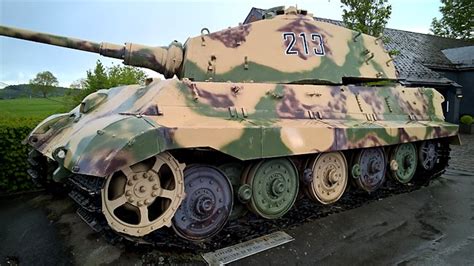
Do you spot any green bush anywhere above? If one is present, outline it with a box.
[460,115,473,125]
[0,116,43,193]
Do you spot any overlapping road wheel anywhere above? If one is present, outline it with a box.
[218,163,248,220]
[306,152,348,204]
[244,158,299,219]
[172,165,233,241]
[389,143,417,183]
[352,147,387,193]
[418,140,438,171]
[101,152,185,237]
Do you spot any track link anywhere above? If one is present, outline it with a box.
[76,207,104,232]
[68,174,103,196]
[69,190,101,213]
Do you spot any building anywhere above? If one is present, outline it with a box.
[244,8,474,123]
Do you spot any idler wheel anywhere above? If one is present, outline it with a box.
[352,147,387,193]
[172,165,233,241]
[218,163,248,220]
[306,152,348,204]
[243,158,299,219]
[101,152,185,237]
[418,140,438,171]
[389,143,417,183]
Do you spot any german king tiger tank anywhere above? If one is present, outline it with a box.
[0,6,459,244]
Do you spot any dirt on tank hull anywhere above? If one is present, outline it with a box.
[1,5,459,246]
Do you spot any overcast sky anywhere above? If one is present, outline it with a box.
[0,0,442,87]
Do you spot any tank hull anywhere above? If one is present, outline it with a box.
[27,79,459,177]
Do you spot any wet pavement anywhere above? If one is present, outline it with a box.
[0,134,473,265]
[449,134,474,172]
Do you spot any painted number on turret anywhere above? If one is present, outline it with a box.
[283,32,325,56]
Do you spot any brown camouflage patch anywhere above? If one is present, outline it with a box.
[199,89,235,108]
[277,87,306,118]
[208,24,252,48]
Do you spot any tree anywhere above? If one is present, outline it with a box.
[83,60,109,93]
[70,78,86,90]
[107,64,147,88]
[68,60,147,106]
[340,0,392,37]
[29,71,58,98]
[430,0,473,39]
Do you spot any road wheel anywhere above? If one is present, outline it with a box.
[306,152,348,204]
[101,152,185,237]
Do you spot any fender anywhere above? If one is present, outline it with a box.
[63,115,163,177]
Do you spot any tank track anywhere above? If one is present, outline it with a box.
[57,141,451,253]
[27,149,67,194]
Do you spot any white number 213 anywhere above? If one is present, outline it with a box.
[283,32,325,56]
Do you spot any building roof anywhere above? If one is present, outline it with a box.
[442,46,474,68]
[244,7,474,86]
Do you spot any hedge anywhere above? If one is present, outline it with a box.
[0,116,43,193]
[460,115,473,125]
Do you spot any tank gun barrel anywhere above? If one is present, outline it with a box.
[0,25,183,78]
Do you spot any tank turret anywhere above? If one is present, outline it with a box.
[1,6,397,83]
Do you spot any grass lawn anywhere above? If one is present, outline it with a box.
[0,97,67,118]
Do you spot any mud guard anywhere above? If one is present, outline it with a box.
[69,116,164,177]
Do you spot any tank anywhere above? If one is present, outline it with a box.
[0,6,459,245]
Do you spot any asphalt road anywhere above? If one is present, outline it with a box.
[1,135,473,265]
